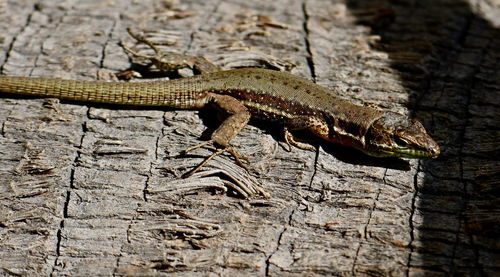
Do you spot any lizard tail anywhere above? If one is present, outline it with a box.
[0,76,196,107]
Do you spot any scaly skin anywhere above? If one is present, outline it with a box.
[0,68,440,159]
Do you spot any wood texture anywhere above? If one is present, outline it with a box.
[0,0,498,276]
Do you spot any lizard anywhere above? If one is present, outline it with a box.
[0,29,440,175]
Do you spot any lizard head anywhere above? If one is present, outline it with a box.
[360,112,440,159]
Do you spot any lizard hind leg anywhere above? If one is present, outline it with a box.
[125,27,162,54]
[123,28,220,74]
[121,28,193,72]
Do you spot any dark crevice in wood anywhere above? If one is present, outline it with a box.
[99,19,118,70]
[29,2,71,78]
[115,180,138,276]
[351,172,384,276]
[51,228,63,275]
[351,237,362,275]
[307,147,320,190]
[301,0,319,192]
[143,135,162,202]
[0,120,5,137]
[51,190,70,275]
[265,208,294,276]
[301,0,316,82]
[0,6,34,75]
[407,164,422,276]
[50,99,87,273]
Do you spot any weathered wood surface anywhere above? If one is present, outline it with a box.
[0,0,498,276]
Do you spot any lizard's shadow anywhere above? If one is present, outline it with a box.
[346,0,500,275]
[320,142,411,171]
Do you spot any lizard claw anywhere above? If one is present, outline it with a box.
[182,140,212,155]
[182,141,251,177]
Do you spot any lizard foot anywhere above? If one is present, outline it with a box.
[182,140,251,177]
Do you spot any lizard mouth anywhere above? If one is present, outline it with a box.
[358,145,440,159]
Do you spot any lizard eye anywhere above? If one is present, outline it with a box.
[393,136,408,148]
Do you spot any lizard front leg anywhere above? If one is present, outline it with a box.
[183,93,251,176]
[282,115,329,151]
